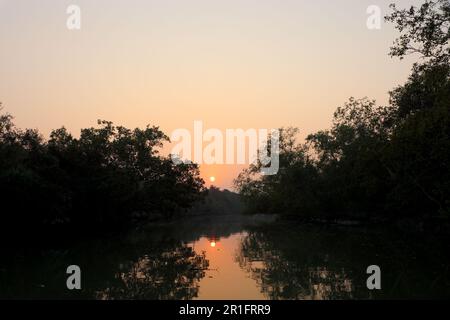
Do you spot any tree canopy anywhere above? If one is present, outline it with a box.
[0,107,206,237]
[235,0,450,221]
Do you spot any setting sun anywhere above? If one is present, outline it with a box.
[210,176,216,183]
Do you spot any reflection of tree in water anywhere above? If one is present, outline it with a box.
[237,230,356,300]
[95,244,209,300]
[238,222,450,300]
[0,236,210,299]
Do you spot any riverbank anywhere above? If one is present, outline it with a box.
[270,213,450,235]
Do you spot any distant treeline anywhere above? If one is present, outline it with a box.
[186,186,244,216]
[0,115,206,236]
[235,1,450,222]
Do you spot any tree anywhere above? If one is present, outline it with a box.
[384,0,450,217]
[0,107,206,237]
[235,0,450,220]
[385,0,449,65]
[306,98,394,217]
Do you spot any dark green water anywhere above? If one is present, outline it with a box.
[1,215,450,299]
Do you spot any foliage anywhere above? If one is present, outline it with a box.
[0,109,205,235]
[235,0,450,221]
[385,0,449,65]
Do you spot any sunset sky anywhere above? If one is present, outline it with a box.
[0,0,421,189]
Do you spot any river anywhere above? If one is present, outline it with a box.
[1,214,450,299]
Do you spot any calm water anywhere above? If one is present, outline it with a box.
[1,214,450,299]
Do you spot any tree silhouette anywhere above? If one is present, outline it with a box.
[235,0,450,220]
[0,110,206,238]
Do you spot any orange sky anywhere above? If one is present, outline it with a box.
[0,0,420,189]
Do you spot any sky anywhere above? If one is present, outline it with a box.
[0,0,422,189]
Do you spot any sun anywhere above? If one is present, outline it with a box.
[209,176,216,183]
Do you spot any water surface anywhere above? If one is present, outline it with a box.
[1,214,450,299]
